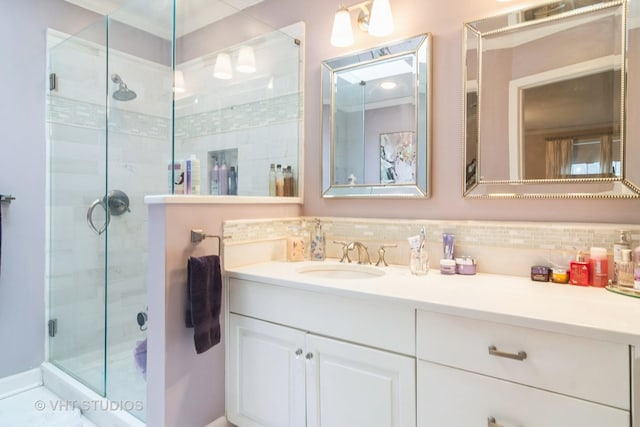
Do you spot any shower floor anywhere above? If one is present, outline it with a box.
[54,340,146,421]
[0,386,98,427]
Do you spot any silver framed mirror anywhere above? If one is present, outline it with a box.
[321,34,432,198]
[463,0,640,198]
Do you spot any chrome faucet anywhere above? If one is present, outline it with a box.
[348,241,372,265]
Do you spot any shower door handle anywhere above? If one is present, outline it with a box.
[87,198,110,235]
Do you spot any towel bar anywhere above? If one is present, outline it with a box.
[191,229,221,255]
[0,194,15,203]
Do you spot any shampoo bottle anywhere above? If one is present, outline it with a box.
[218,162,228,195]
[229,166,238,195]
[210,161,219,195]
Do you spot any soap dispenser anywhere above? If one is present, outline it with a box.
[310,219,325,261]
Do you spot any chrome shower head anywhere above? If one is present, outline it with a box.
[111,73,137,101]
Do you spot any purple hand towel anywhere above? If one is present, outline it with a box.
[186,255,222,354]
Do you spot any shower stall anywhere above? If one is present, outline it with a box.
[46,1,174,421]
[45,0,303,423]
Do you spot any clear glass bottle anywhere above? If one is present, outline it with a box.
[616,249,634,287]
[612,230,630,284]
[268,163,276,196]
[275,164,284,196]
[310,219,325,261]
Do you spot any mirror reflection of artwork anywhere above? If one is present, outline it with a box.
[380,131,416,184]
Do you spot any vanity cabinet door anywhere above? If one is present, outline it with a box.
[227,314,306,427]
[305,334,416,427]
[417,361,630,427]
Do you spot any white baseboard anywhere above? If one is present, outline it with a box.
[205,416,235,427]
[0,368,43,399]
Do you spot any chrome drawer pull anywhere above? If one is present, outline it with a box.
[488,345,527,361]
[487,416,504,427]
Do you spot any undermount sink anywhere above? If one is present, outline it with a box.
[296,263,385,280]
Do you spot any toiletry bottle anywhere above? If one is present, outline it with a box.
[310,219,325,261]
[210,161,219,195]
[268,163,276,196]
[284,166,293,197]
[287,227,305,262]
[617,249,634,287]
[218,162,228,195]
[276,164,284,196]
[229,166,238,195]
[589,247,608,287]
[612,231,630,284]
[168,161,184,194]
[185,155,201,195]
[569,251,590,286]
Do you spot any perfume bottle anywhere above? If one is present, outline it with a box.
[616,249,634,287]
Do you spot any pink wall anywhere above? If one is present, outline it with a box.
[146,200,300,427]
[241,0,640,224]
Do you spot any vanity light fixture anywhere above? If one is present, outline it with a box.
[330,0,394,47]
[236,45,256,73]
[213,52,233,80]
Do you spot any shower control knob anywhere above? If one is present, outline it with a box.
[137,311,148,330]
[305,352,314,360]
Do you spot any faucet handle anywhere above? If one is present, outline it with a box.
[375,244,397,267]
[333,241,351,263]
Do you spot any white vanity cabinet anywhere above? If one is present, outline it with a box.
[415,310,632,427]
[226,278,417,427]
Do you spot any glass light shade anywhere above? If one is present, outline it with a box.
[237,45,256,73]
[174,70,185,93]
[331,8,354,47]
[368,0,394,37]
[213,53,233,80]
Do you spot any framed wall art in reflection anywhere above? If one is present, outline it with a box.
[380,131,416,184]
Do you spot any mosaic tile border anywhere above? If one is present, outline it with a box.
[174,92,302,139]
[224,217,640,254]
[47,95,170,140]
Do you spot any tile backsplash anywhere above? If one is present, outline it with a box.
[223,217,640,277]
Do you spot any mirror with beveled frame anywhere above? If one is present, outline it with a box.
[463,0,640,198]
[321,34,431,198]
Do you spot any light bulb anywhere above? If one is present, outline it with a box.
[330,8,354,47]
[213,53,233,80]
[237,45,256,74]
[174,70,185,93]
[368,0,394,37]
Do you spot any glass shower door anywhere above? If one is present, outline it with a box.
[104,2,173,421]
[47,19,108,395]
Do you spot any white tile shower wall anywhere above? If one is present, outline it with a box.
[223,217,640,277]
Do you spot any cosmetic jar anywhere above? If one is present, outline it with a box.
[455,256,476,275]
[531,265,550,282]
[551,268,569,284]
[440,259,456,275]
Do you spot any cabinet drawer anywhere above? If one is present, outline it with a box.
[417,360,629,427]
[229,278,415,355]
[416,310,629,409]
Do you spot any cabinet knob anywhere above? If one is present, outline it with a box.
[305,352,314,360]
[487,417,505,427]
[488,345,527,361]
[295,348,303,357]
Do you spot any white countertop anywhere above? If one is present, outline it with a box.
[225,260,640,345]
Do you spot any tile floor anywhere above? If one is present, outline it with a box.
[0,386,98,427]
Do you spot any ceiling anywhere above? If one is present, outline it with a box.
[62,0,262,39]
